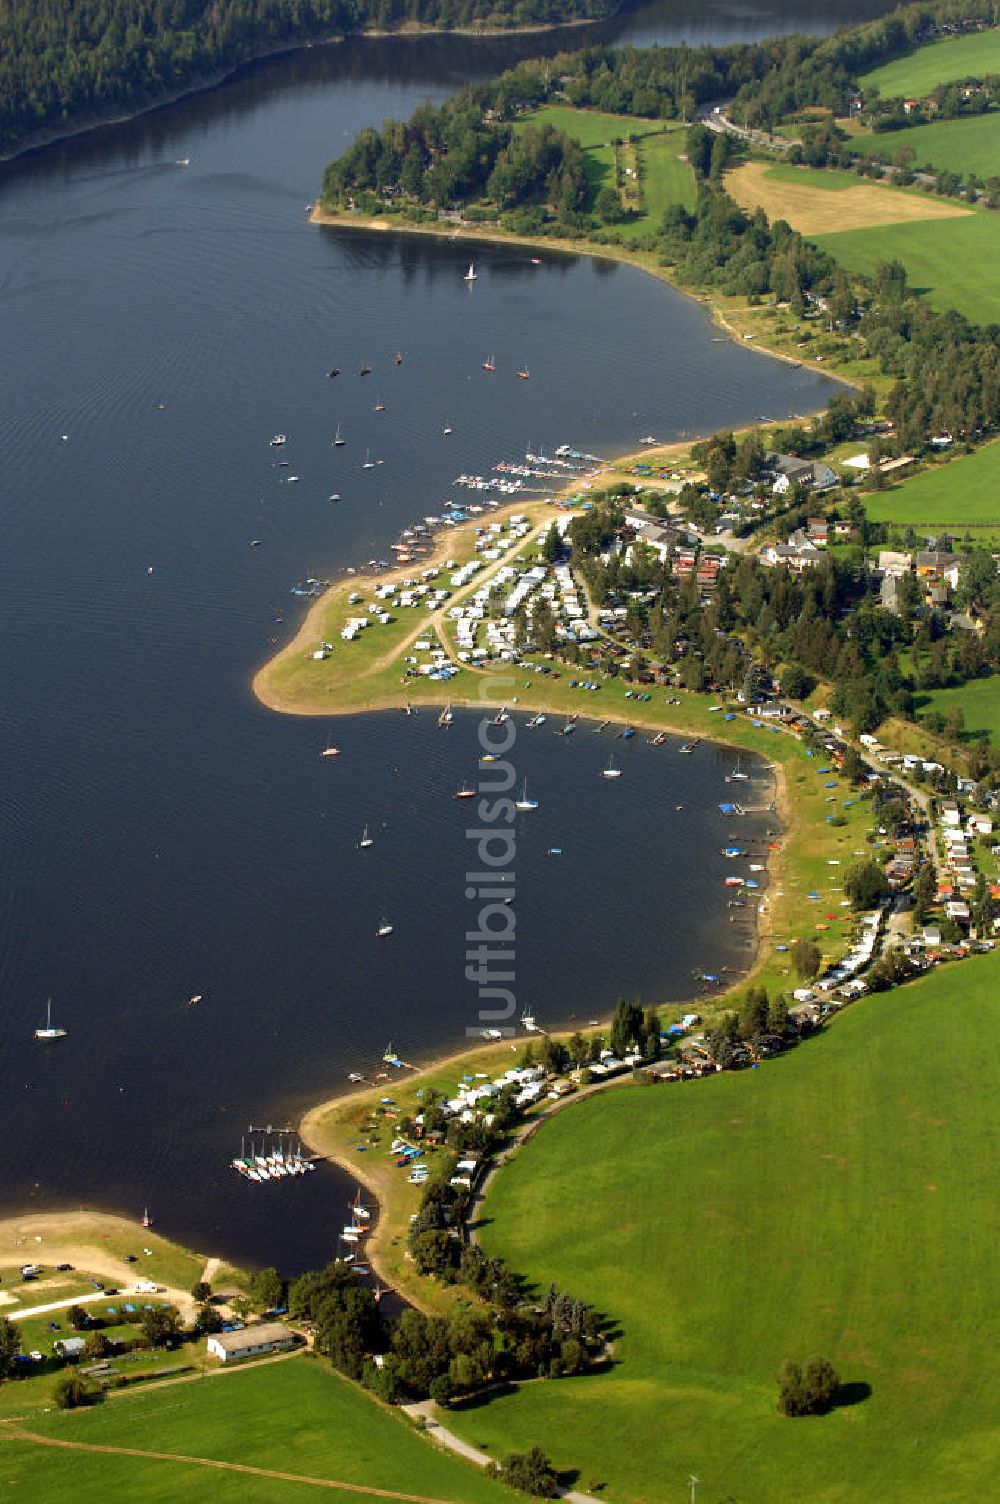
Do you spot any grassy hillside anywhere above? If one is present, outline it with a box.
[916,674,1000,742]
[854,111,1000,179]
[455,953,1000,1503]
[860,29,1000,96]
[862,437,1000,527]
[0,1353,513,1502]
[816,209,1000,324]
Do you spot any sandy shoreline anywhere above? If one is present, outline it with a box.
[297,729,786,1303]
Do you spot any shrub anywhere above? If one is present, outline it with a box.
[497,1445,559,1497]
[53,1372,101,1409]
[778,1355,840,1415]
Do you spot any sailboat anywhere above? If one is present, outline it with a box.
[141,1206,154,1229]
[359,824,374,849]
[373,395,385,412]
[442,423,452,436]
[34,998,66,1041]
[321,738,340,758]
[333,425,346,447]
[377,916,394,938]
[482,354,496,372]
[727,755,750,783]
[463,262,477,282]
[362,448,376,470]
[602,755,622,780]
[454,782,476,800]
[515,779,538,811]
[516,366,530,380]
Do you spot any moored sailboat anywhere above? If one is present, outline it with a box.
[34,998,66,1041]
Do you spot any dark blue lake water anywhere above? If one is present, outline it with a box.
[0,0,885,1273]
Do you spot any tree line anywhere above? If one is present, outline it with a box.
[0,0,611,154]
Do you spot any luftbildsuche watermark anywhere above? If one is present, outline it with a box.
[464,676,517,1037]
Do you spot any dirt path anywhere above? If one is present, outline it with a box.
[201,1256,222,1287]
[402,1401,601,1503]
[0,1424,485,1503]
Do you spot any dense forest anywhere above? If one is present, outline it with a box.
[0,0,611,154]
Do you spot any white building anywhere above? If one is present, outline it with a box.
[207,1323,297,1364]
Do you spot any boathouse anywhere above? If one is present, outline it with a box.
[207,1322,297,1363]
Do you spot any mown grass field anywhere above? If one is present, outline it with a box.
[917,673,1000,742]
[862,437,1000,526]
[519,105,694,231]
[726,160,969,233]
[0,1352,513,1503]
[854,109,1000,178]
[457,953,1000,1504]
[522,104,655,150]
[860,28,1000,97]
[816,208,1000,324]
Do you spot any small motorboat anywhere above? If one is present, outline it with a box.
[328,367,341,378]
[269,434,287,447]
[377,918,393,938]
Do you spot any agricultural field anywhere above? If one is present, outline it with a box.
[816,208,1000,324]
[861,438,1000,527]
[726,159,970,233]
[0,1352,513,1503]
[455,953,1000,1504]
[853,110,1000,179]
[859,28,1000,98]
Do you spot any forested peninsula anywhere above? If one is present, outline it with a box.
[320,2,1000,451]
[0,0,612,156]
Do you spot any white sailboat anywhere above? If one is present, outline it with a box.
[377,916,393,938]
[321,737,340,758]
[602,755,622,780]
[34,998,66,1041]
[333,425,345,447]
[362,448,376,470]
[727,755,750,783]
[463,262,477,282]
[515,778,538,811]
[359,824,374,849]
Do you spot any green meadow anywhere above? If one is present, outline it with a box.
[816,209,1000,324]
[455,954,1000,1504]
[862,438,1000,526]
[917,673,1000,742]
[855,110,1000,178]
[519,105,694,232]
[0,1354,513,1503]
[860,29,1000,97]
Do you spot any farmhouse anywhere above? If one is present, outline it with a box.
[207,1323,297,1363]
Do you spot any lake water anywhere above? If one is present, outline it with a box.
[0,0,885,1274]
